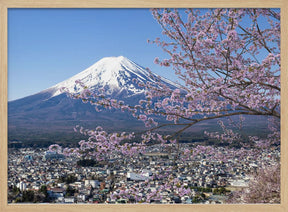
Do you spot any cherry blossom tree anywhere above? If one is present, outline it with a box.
[49,8,280,203]
[227,162,280,203]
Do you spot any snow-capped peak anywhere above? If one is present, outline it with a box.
[46,56,177,98]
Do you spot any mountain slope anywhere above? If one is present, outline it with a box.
[8,56,179,143]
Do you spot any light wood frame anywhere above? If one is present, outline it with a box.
[0,1,287,212]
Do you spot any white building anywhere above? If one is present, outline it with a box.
[229,179,249,187]
[84,180,99,188]
[127,172,150,181]
[17,181,26,191]
[64,197,75,203]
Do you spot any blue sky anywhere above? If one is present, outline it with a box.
[8,8,279,101]
[8,8,175,101]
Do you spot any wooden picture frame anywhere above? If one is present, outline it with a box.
[0,0,287,212]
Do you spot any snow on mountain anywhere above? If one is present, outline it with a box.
[45,56,178,99]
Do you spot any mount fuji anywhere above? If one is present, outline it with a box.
[45,55,178,99]
[8,56,179,144]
